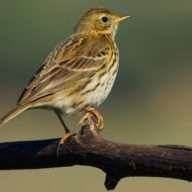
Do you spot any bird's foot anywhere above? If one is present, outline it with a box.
[57,131,73,157]
[80,107,104,130]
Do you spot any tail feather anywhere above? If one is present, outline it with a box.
[0,104,30,127]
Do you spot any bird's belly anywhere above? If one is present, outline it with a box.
[85,72,117,106]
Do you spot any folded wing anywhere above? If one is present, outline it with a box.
[17,34,111,105]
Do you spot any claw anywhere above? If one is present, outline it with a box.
[57,132,73,157]
[80,107,104,130]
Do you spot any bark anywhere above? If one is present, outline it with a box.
[0,116,191,190]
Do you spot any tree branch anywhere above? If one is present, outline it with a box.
[0,116,192,190]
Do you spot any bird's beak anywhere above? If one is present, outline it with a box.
[115,16,132,23]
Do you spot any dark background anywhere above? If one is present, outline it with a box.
[0,0,192,191]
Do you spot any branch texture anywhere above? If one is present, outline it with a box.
[0,117,192,190]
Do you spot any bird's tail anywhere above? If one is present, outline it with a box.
[0,104,31,127]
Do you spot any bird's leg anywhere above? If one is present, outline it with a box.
[54,111,72,157]
[55,111,70,134]
[80,107,104,130]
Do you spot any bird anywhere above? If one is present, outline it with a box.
[0,7,130,147]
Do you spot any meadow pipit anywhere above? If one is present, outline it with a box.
[0,7,130,145]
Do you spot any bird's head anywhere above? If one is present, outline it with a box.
[74,7,131,38]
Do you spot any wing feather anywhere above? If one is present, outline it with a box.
[18,34,111,104]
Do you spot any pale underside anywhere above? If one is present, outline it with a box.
[17,33,119,115]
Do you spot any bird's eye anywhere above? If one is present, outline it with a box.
[101,16,109,23]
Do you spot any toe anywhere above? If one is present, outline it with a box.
[80,113,92,126]
[57,132,72,157]
[59,132,72,145]
[97,116,104,130]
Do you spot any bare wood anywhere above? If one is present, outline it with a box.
[0,117,192,190]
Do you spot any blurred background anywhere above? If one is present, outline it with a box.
[0,0,192,191]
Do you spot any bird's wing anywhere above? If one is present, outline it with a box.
[17,34,112,104]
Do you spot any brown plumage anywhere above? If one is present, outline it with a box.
[0,7,130,146]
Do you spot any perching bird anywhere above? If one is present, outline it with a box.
[0,7,130,145]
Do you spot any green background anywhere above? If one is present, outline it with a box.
[0,0,192,191]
